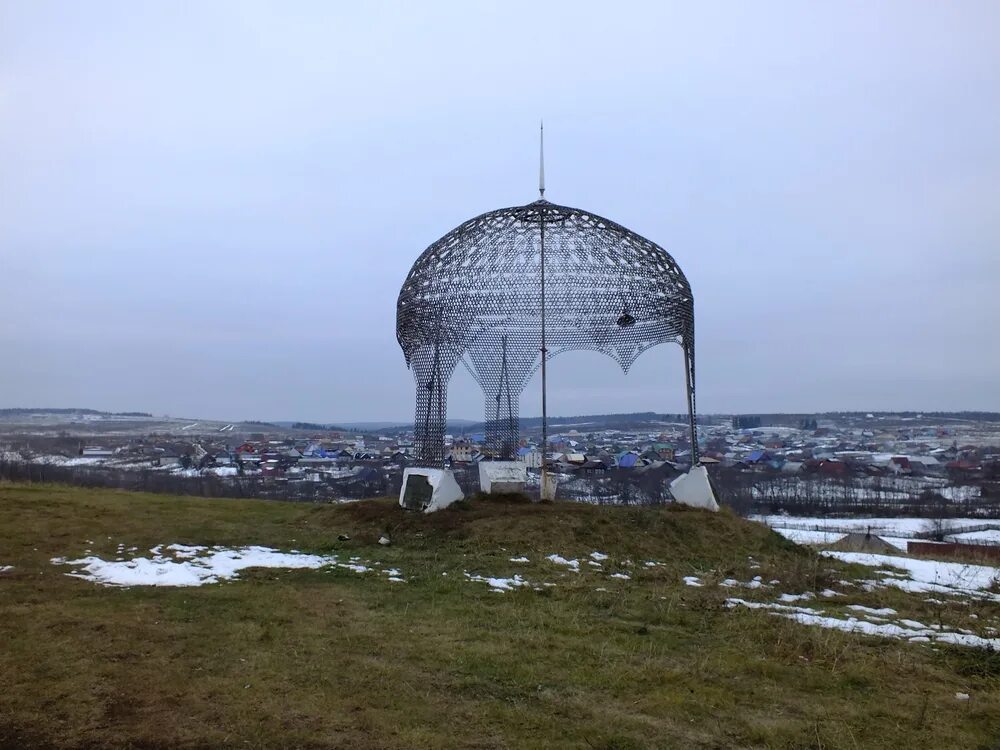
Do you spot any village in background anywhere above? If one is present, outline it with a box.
[3,408,999,545]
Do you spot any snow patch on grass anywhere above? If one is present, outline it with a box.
[847,604,897,616]
[337,562,371,574]
[727,598,1000,650]
[821,551,1000,601]
[778,592,815,603]
[546,554,580,571]
[464,572,530,592]
[51,545,400,588]
[721,576,765,589]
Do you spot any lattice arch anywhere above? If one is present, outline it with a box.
[396,199,698,466]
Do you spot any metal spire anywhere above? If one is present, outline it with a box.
[539,120,545,198]
[538,119,551,499]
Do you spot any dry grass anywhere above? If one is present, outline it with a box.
[1,483,999,749]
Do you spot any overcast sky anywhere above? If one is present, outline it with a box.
[2,1,998,423]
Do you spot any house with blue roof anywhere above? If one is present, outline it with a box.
[617,451,640,469]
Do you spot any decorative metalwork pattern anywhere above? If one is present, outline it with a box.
[396,199,698,466]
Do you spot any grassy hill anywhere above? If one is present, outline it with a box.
[0,484,998,749]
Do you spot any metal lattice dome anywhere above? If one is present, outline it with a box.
[396,198,698,465]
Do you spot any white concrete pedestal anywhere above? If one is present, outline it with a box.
[669,465,719,511]
[399,468,464,513]
[540,471,558,502]
[478,461,527,494]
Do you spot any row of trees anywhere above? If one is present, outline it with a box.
[4,456,997,519]
[710,467,1000,518]
[0,460,339,502]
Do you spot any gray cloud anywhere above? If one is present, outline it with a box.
[2,1,998,421]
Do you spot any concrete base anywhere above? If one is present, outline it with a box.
[540,472,558,502]
[478,461,527,494]
[399,468,464,513]
[669,465,719,511]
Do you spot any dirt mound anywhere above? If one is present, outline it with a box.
[828,531,899,554]
[315,497,803,565]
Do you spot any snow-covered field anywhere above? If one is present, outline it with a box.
[821,551,1000,601]
[756,515,990,535]
[31,455,104,467]
[769,527,865,546]
[755,514,1000,549]
[6,453,376,484]
[750,476,981,503]
[768,526,915,550]
[949,529,1000,544]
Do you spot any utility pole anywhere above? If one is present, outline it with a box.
[538,121,552,500]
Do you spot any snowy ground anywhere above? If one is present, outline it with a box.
[727,596,1000,649]
[768,526,913,550]
[723,550,1000,649]
[31,455,104,467]
[464,551,635,592]
[721,519,1000,649]
[719,550,1000,649]
[769,527,858,546]
[49,545,644,594]
[724,513,1000,649]
[44,534,1000,650]
[949,529,1000,544]
[821,551,1000,602]
[754,515,992,537]
[464,572,532,592]
[51,544,407,587]
[755,514,1000,551]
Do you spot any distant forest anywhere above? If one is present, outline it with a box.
[4,408,998,430]
[290,422,351,432]
[735,411,1000,422]
[405,410,1000,435]
[294,411,1000,435]
[0,408,153,418]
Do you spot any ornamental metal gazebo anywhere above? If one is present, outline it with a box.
[396,205,698,468]
[396,132,698,488]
